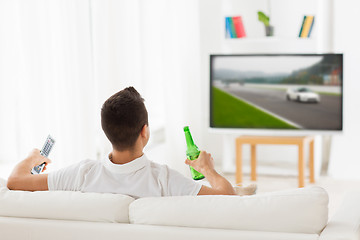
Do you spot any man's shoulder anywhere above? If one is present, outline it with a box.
[79,159,99,165]
[138,156,188,181]
[147,160,185,179]
[148,160,165,173]
[78,159,102,171]
[56,159,100,174]
[148,160,175,172]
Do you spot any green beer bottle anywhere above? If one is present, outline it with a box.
[183,126,205,180]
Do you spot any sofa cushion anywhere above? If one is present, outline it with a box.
[0,216,320,240]
[0,188,135,223]
[129,186,328,234]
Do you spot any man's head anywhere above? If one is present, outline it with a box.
[101,87,148,151]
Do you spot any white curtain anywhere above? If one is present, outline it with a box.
[0,0,98,173]
[90,0,202,176]
[0,0,201,177]
[90,0,168,138]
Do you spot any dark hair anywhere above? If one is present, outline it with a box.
[101,87,148,151]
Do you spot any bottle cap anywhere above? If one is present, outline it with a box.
[183,126,189,131]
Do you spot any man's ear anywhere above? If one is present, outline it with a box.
[140,124,149,138]
[140,124,150,147]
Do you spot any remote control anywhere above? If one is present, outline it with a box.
[31,135,55,174]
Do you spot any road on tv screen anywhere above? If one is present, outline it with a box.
[216,83,342,130]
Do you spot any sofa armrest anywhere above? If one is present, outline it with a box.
[320,191,360,240]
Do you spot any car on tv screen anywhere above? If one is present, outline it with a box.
[286,87,320,103]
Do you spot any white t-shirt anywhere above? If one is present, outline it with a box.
[48,154,202,199]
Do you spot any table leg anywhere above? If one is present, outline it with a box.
[251,144,257,181]
[236,140,243,186]
[298,142,305,188]
[309,138,315,183]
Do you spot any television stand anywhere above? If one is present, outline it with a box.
[235,135,315,188]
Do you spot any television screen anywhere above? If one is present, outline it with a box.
[210,54,343,131]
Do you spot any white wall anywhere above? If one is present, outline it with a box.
[328,0,360,179]
[196,0,359,179]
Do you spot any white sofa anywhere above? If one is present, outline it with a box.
[0,178,359,240]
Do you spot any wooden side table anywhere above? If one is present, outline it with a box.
[235,136,315,188]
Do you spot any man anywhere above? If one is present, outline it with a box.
[7,87,255,198]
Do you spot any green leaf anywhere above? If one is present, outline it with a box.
[257,11,270,26]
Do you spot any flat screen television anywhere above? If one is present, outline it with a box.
[210,54,343,132]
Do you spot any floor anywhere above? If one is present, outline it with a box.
[221,172,360,218]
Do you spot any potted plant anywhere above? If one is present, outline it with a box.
[258,11,274,36]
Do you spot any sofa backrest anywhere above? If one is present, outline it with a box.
[129,186,329,234]
[0,176,329,235]
[0,187,135,223]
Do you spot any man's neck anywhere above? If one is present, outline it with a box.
[109,148,143,165]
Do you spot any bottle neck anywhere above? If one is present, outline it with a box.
[184,131,195,148]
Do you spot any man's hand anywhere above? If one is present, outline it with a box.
[185,150,235,196]
[7,149,50,191]
[27,148,51,172]
[184,151,214,176]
